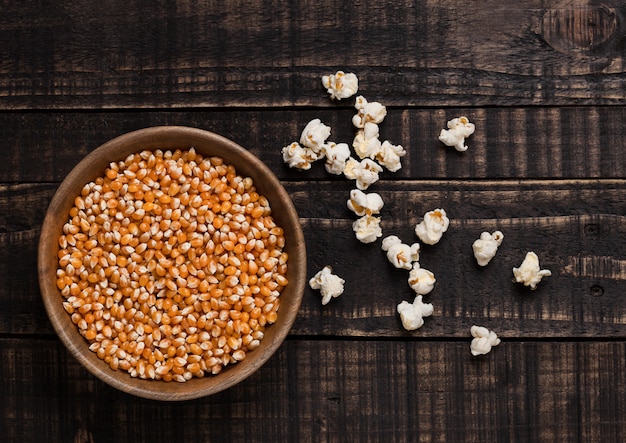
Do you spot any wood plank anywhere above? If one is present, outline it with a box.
[0,184,57,335]
[3,180,626,338]
[1,338,624,442]
[294,180,626,338]
[2,1,626,109]
[2,106,626,183]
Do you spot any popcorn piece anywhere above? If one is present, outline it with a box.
[309,265,345,305]
[414,209,449,245]
[375,140,406,172]
[438,116,475,152]
[352,96,387,128]
[513,251,551,289]
[472,231,504,266]
[381,235,420,270]
[347,189,384,217]
[300,118,331,156]
[397,295,434,331]
[470,325,501,356]
[322,71,359,100]
[408,262,436,295]
[281,142,318,170]
[322,142,351,175]
[343,158,383,190]
[352,122,382,160]
[352,215,382,244]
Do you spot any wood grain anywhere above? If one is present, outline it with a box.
[3,107,626,184]
[2,338,624,442]
[5,179,626,338]
[2,1,626,109]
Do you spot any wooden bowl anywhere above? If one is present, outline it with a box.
[38,126,306,400]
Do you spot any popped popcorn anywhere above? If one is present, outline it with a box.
[397,295,434,331]
[438,116,475,152]
[281,142,318,170]
[343,157,383,190]
[300,118,331,155]
[353,122,382,160]
[309,265,345,305]
[408,262,436,295]
[470,325,501,356]
[472,231,504,266]
[414,209,449,245]
[352,96,387,128]
[352,215,382,244]
[347,189,384,217]
[513,251,552,289]
[322,142,351,175]
[353,123,406,172]
[322,71,359,100]
[375,140,406,172]
[381,235,420,270]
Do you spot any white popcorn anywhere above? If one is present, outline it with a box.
[352,122,382,160]
[281,142,318,170]
[414,209,449,245]
[321,71,359,100]
[347,189,384,217]
[352,96,387,128]
[352,215,382,244]
[408,262,436,295]
[300,118,331,156]
[397,295,434,331]
[472,231,504,266]
[375,140,406,172]
[343,157,383,190]
[322,142,351,175]
[470,325,501,356]
[513,251,552,289]
[438,116,475,152]
[381,235,420,270]
[309,265,345,305]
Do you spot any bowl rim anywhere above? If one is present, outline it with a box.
[38,125,306,400]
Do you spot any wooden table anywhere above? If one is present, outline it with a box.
[3,1,626,441]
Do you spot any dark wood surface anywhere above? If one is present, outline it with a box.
[2,1,626,441]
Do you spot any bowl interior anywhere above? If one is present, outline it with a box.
[38,126,306,400]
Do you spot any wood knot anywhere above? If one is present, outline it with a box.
[590,284,605,297]
[541,1,620,55]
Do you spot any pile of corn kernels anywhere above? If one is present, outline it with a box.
[56,148,288,382]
